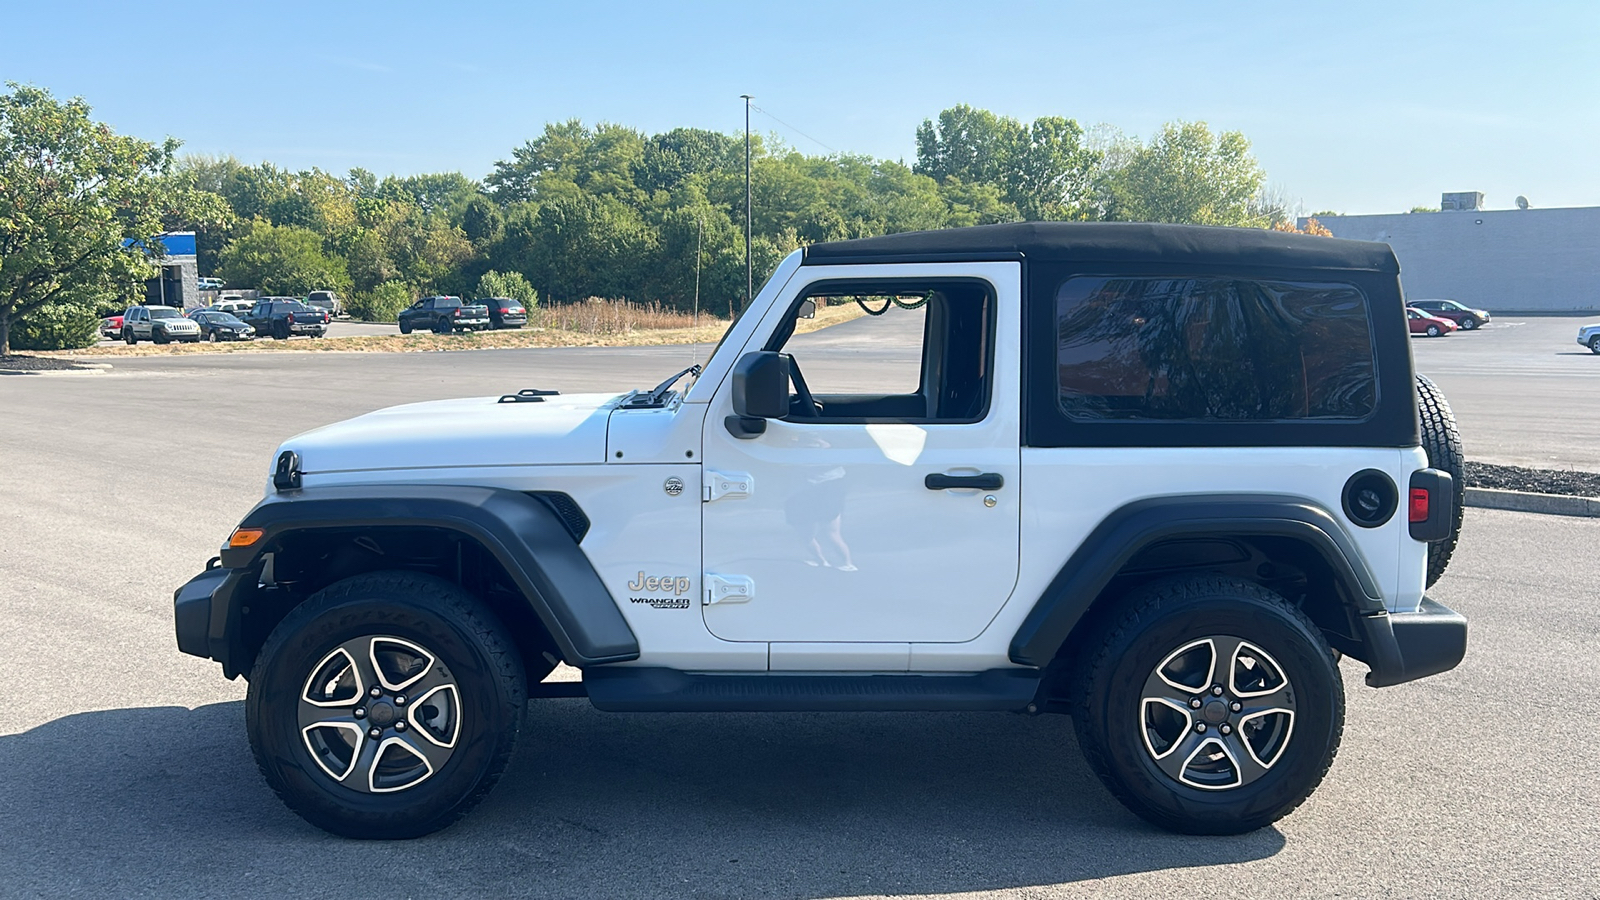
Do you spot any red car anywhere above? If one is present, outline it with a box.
[1406,307,1457,337]
[99,315,124,340]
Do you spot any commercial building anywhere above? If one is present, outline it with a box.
[1302,194,1600,312]
[124,232,200,307]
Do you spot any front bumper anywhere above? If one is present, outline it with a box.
[174,563,256,678]
[1357,596,1468,687]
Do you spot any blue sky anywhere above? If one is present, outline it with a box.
[7,0,1597,214]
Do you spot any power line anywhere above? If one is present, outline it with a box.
[750,104,839,156]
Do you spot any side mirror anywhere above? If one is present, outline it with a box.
[797,298,817,320]
[727,351,790,438]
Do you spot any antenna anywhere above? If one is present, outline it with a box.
[692,214,703,369]
[1516,195,1531,210]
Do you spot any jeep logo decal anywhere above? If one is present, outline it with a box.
[627,572,692,595]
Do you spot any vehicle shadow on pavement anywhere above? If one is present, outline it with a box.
[0,701,1284,899]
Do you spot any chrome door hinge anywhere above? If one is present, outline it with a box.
[704,573,754,605]
[703,470,754,503]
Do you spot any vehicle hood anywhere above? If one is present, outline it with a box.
[281,392,626,475]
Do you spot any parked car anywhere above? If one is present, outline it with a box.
[397,296,490,334]
[481,297,528,329]
[198,277,227,291]
[99,315,124,340]
[1408,299,1490,330]
[243,297,329,340]
[213,296,253,315]
[1406,307,1457,337]
[174,222,1467,840]
[305,290,346,319]
[188,309,256,342]
[123,305,201,344]
[1578,322,1600,354]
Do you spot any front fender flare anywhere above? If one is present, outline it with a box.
[221,484,639,668]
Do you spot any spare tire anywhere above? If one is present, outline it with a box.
[1416,374,1465,587]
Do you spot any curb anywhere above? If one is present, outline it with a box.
[0,363,111,376]
[1465,487,1600,518]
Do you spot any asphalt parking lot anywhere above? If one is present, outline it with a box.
[1,313,1597,898]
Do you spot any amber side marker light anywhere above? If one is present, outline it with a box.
[229,528,265,548]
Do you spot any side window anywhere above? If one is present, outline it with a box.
[771,280,995,422]
[1055,275,1376,421]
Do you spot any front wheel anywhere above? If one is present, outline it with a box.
[246,572,527,839]
[1459,317,1478,330]
[1589,336,1600,355]
[1073,576,1343,835]
[399,320,413,335]
[1426,324,1442,337]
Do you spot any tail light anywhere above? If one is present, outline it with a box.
[454,309,463,317]
[287,312,295,325]
[1408,488,1430,523]
[1408,469,1453,542]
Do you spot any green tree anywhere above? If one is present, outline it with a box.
[915,105,1098,221]
[0,83,226,354]
[1101,121,1265,226]
[347,279,414,322]
[475,269,538,306]
[216,220,351,296]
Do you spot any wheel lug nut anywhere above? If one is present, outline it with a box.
[395,695,406,706]
[368,727,381,739]
[369,687,382,698]
[395,722,407,732]
[1195,723,1207,733]
[1220,724,1232,735]
[1189,698,1203,709]
[354,708,366,719]
[1211,685,1224,696]
[1230,701,1242,713]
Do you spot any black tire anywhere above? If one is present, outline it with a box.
[123,329,136,345]
[246,572,527,839]
[1589,336,1599,355]
[209,331,220,343]
[1416,373,1465,587]
[274,321,290,340]
[1459,317,1478,330]
[1073,576,1344,835]
[433,316,453,335]
[1426,324,1441,337]
[399,319,413,335]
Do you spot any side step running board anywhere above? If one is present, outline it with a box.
[582,667,1041,713]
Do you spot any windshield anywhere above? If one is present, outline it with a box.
[149,307,181,319]
[210,313,245,325]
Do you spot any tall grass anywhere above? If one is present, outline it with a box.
[531,298,725,335]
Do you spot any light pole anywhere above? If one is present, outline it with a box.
[741,94,753,314]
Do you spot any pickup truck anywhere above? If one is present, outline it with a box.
[243,298,330,340]
[397,296,491,334]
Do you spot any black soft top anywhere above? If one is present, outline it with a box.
[802,222,1399,274]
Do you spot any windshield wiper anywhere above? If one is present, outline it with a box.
[624,365,701,408]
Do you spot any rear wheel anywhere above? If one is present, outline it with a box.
[124,329,137,345]
[274,321,290,340]
[1074,576,1343,835]
[1416,374,1465,587]
[433,317,453,335]
[246,572,527,839]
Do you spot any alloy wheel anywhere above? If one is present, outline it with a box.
[298,635,462,793]
[1138,636,1296,791]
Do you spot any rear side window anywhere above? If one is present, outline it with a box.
[1056,275,1376,422]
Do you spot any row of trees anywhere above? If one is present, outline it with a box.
[2,83,1297,353]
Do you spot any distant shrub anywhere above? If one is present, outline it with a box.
[475,270,539,308]
[10,302,101,351]
[348,281,415,322]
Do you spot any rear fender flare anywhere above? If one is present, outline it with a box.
[1008,494,1383,667]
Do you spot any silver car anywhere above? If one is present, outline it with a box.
[1579,322,1600,354]
[123,305,201,344]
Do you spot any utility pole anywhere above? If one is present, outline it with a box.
[741,94,753,314]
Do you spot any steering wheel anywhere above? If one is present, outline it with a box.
[786,355,821,418]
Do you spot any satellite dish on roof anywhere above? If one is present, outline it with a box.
[1516,195,1530,210]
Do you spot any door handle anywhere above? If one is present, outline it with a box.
[925,472,1004,491]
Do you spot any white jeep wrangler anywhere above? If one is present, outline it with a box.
[174,222,1468,839]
